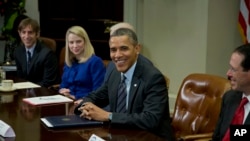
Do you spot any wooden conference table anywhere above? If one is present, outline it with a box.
[0,78,166,141]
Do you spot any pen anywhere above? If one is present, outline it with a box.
[39,97,57,100]
[81,103,86,107]
[78,102,86,112]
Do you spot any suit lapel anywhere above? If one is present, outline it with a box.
[20,46,28,75]
[27,41,41,74]
[229,93,242,121]
[244,95,250,124]
[109,70,121,112]
[128,76,141,111]
[220,92,242,136]
[244,112,250,124]
[225,92,243,128]
[127,58,143,111]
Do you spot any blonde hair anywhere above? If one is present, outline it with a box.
[65,26,95,66]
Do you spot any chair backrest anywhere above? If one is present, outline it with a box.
[39,37,57,52]
[164,75,170,90]
[171,73,231,139]
[59,47,66,77]
[102,59,111,67]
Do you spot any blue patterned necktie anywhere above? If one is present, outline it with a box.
[116,74,127,113]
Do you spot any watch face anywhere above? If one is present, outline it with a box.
[109,113,112,121]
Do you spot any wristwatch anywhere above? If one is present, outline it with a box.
[108,113,113,121]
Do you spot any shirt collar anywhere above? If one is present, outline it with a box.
[25,43,36,54]
[242,93,250,102]
[122,61,137,83]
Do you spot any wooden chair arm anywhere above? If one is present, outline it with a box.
[178,132,213,141]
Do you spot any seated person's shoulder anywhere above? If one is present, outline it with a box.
[90,55,103,61]
[139,57,164,79]
[138,54,153,66]
[87,55,105,66]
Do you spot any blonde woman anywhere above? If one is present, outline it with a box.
[59,26,106,100]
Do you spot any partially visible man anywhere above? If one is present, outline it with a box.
[212,44,250,141]
[110,22,135,35]
[14,18,59,87]
[75,28,174,140]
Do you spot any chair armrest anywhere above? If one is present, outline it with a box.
[170,112,173,123]
[178,132,213,141]
[194,137,212,141]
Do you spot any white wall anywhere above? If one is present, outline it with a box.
[24,0,40,23]
[139,0,208,93]
[206,0,242,75]
[124,0,242,111]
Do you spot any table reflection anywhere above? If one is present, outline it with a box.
[78,127,165,141]
[0,86,166,141]
[0,93,15,103]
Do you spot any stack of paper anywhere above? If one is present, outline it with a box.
[13,82,41,89]
[0,120,15,137]
[22,94,73,106]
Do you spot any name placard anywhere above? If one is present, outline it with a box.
[230,125,250,141]
[89,134,105,141]
[0,120,15,137]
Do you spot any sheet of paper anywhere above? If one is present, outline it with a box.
[13,82,41,89]
[0,120,15,137]
[22,94,73,105]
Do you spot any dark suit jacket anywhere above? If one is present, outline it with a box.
[212,90,250,141]
[75,55,174,141]
[14,40,59,87]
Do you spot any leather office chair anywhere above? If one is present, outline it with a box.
[59,47,66,77]
[102,59,111,68]
[48,47,64,90]
[39,37,57,52]
[164,75,170,90]
[171,73,231,141]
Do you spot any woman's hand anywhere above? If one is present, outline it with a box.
[59,88,75,100]
[59,88,70,94]
[74,99,83,105]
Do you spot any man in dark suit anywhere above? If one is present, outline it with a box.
[75,28,174,140]
[14,18,59,87]
[212,44,250,141]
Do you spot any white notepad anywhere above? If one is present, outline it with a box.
[22,94,73,106]
[13,82,41,89]
[0,120,15,137]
